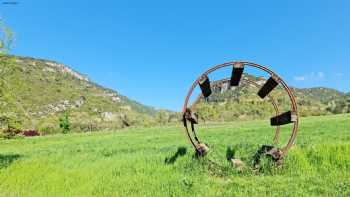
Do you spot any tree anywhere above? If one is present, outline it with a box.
[0,112,22,139]
[59,112,70,134]
[0,21,35,130]
[345,94,350,113]
[0,19,15,82]
[0,19,15,76]
[0,20,21,136]
[0,20,14,54]
[155,110,169,125]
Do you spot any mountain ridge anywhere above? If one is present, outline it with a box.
[195,74,349,122]
[0,55,167,133]
[1,55,348,133]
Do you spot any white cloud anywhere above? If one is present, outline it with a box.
[294,76,306,81]
[317,72,324,78]
[335,73,344,78]
[294,71,325,82]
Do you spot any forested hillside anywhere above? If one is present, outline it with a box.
[1,55,348,134]
[0,55,166,134]
[195,75,349,122]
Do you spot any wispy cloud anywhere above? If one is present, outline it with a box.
[335,72,344,78]
[317,72,324,78]
[294,72,324,82]
[294,76,306,81]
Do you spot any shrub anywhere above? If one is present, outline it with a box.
[22,130,40,137]
[59,112,70,134]
[38,123,60,135]
[1,128,21,139]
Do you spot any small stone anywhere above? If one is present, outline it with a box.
[230,159,245,171]
[266,148,283,161]
[197,143,209,157]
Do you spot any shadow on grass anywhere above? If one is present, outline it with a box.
[0,154,21,169]
[165,147,187,165]
[226,146,236,161]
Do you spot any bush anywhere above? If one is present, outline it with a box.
[37,122,60,135]
[59,112,70,134]
[22,130,40,137]
[1,128,21,139]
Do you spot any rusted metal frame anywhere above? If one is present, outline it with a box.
[243,62,298,155]
[182,62,298,156]
[182,114,199,150]
[230,62,244,86]
[258,76,279,99]
[198,75,212,98]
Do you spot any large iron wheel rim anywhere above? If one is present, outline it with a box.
[182,61,299,158]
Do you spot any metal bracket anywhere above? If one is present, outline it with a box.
[233,62,244,69]
[184,108,198,124]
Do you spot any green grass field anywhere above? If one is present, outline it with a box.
[0,114,349,196]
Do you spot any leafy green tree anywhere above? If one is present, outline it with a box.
[0,20,15,83]
[0,112,23,139]
[59,112,70,134]
[0,20,15,76]
[0,20,13,54]
[346,94,350,113]
[0,20,22,135]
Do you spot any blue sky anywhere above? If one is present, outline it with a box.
[1,0,349,110]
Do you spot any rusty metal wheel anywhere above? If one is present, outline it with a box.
[182,62,299,163]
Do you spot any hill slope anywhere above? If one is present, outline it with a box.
[1,55,348,132]
[0,55,159,133]
[195,74,349,122]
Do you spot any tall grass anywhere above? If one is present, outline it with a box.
[0,114,349,196]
